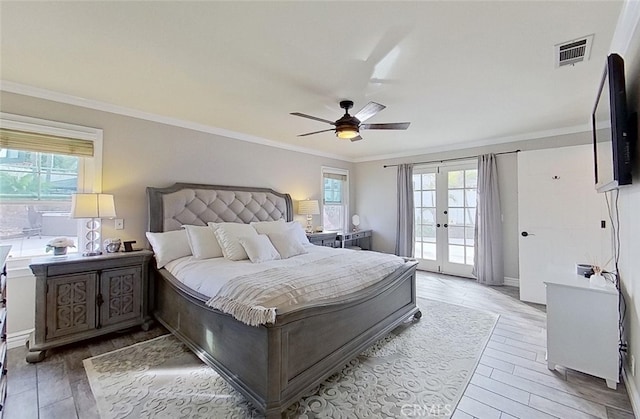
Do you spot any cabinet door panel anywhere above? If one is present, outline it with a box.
[46,273,97,339]
[100,267,142,327]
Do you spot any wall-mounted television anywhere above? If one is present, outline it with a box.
[592,53,633,193]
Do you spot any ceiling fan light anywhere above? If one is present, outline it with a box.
[336,127,359,139]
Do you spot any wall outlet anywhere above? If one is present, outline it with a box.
[115,218,124,230]
[631,355,636,376]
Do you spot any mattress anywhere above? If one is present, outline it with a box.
[165,245,408,325]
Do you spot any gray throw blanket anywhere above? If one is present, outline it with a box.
[207,251,406,326]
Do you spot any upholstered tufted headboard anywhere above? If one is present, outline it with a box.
[147,183,293,232]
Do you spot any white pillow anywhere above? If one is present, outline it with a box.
[250,219,287,235]
[208,222,258,261]
[286,221,311,245]
[268,231,308,259]
[238,235,281,263]
[145,230,192,269]
[182,225,223,259]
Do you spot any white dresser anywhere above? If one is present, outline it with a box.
[545,276,619,389]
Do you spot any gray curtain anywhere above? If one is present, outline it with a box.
[395,163,414,257]
[473,154,504,285]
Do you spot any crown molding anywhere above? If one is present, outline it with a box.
[352,123,591,163]
[0,80,353,163]
[0,80,596,165]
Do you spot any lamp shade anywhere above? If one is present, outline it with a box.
[71,193,117,219]
[298,199,320,215]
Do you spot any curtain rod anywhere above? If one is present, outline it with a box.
[382,149,521,168]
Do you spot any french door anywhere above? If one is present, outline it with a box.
[413,162,478,277]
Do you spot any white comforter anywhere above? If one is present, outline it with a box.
[165,245,407,326]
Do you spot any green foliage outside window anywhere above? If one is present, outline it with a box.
[0,150,78,200]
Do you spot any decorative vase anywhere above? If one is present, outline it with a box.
[589,273,607,287]
[53,247,67,256]
[104,238,122,253]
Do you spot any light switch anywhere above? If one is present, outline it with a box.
[115,219,124,230]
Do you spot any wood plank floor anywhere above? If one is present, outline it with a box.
[4,271,636,418]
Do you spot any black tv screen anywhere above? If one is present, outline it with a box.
[592,53,632,192]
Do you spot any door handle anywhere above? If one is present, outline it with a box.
[443,224,448,228]
[521,231,534,237]
[436,223,441,227]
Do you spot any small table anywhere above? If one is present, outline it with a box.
[306,231,338,247]
[337,229,372,250]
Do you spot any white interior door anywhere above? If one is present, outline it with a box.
[518,145,612,304]
[413,162,477,277]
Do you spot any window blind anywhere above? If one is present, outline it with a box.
[0,128,94,157]
[323,172,347,181]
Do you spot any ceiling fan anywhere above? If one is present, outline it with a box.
[291,100,410,142]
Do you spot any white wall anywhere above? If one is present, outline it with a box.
[614,2,640,409]
[353,132,591,281]
[0,91,355,337]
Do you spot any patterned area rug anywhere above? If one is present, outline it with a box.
[84,299,497,418]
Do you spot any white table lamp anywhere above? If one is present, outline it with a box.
[71,193,117,256]
[352,214,360,231]
[298,200,320,233]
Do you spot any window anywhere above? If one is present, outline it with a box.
[321,167,349,232]
[0,113,102,259]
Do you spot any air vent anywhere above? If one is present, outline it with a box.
[555,34,593,68]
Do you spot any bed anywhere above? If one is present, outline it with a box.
[146,183,420,418]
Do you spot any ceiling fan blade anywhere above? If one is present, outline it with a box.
[350,135,364,142]
[360,122,410,130]
[354,102,386,122]
[290,112,335,125]
[297,128,335,137]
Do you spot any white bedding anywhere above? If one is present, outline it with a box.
[165,244,344,298]
[164,245,407,326]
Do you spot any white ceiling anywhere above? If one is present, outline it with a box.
[0,1,624,162]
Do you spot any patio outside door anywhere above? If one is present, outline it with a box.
[413,162,478,277]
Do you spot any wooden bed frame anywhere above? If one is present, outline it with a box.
[147,183,420,418]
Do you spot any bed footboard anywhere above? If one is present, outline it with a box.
[152,261,419,418]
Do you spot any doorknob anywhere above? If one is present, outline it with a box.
[444,223,448,228]
[436,223,441,227]
[521,231,534,237]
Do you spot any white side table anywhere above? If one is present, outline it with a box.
[545,276,619,389]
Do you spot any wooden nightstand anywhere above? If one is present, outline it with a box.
[306,231,339,247]
[27,250,153,362]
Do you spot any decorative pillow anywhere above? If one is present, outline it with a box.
[286,221,311,245]
[182,225,223,259]
[208,222,259,261]
[238,235,281,263]
[267,231,308,259]
[250,219,287,235]
[145,230,192,269]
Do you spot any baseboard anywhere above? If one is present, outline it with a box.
[504,276,519,287]
[7,328,32,349]
[623,365,640,418]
